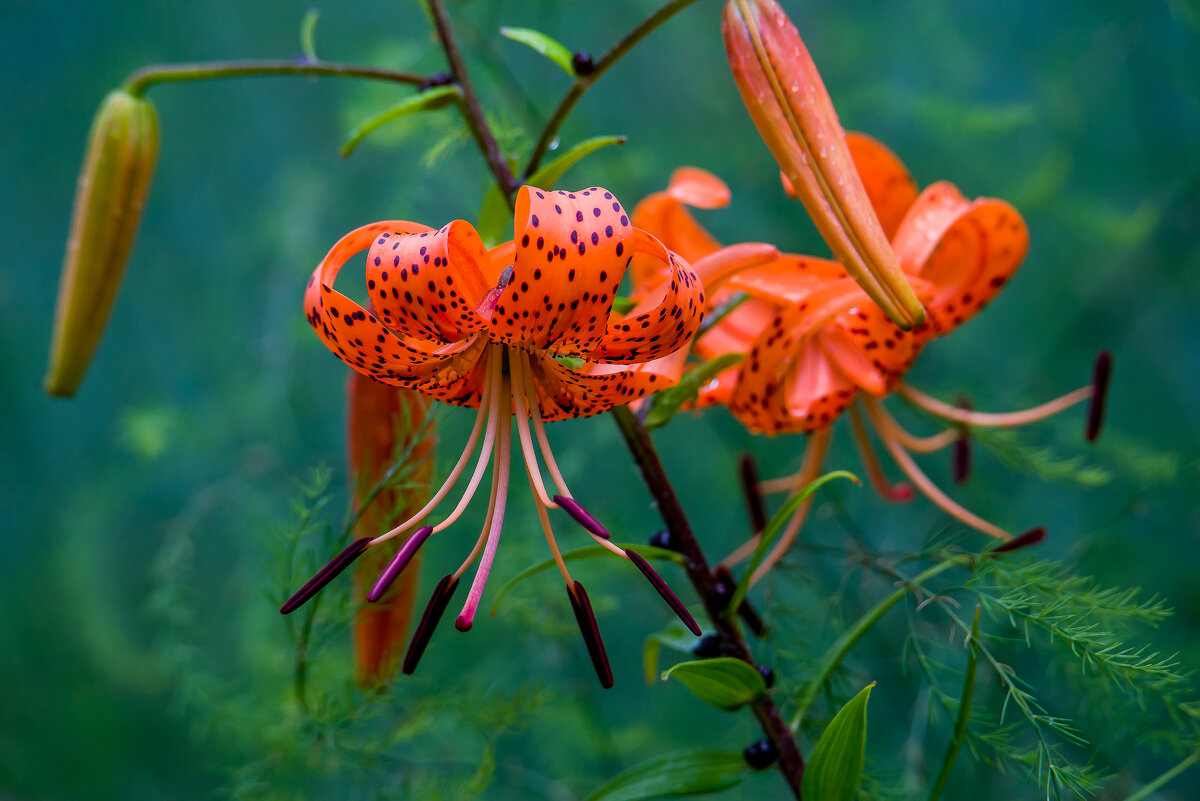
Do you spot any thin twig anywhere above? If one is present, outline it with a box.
[123,59,428,96]
[611,406,805,799]
[428,0,519,205]
[523,0,702,178]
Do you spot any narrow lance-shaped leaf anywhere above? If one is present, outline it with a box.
[477,134,627,245]
[299,9,320,62]
[500,26,576,75]
[802,682,874,801]
[341,85,461,157]
[661,657,766,711]
[643,353,745,429]
[928,606,980,801]
[726,470,859,614]
[586,749,751,801]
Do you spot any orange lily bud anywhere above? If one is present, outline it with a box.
[722,0,926,330]
[45,89,159,397]
[347,370,435,686]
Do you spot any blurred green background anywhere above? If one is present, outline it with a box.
[1,1,1198,799]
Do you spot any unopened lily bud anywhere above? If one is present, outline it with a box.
[722,0,925,330]
[45,89,159,397]
[347,370,435,686]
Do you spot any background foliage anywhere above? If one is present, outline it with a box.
[1,1,1197,798]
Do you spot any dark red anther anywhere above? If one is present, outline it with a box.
[567,581,613,689]
[280,537,372,614]
[401,574,459,674]
[739,454,768,533]
[625,549,702,635]
[572,51,595,76]
[1086,351,1112,442]
[953,396,973,484]
[554,495,610,539]
[367,526,434,602]
[992,526,1047,554]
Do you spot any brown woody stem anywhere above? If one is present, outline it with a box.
[611,406,804,798]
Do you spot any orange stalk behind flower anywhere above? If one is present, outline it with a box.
[346,369,434,686]
[722,0,925,330]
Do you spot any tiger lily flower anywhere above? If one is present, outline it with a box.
[283,185,707,688]
[722,0,926,330]
[646,144,1110,584]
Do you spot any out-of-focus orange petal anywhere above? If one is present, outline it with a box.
[727,254,849,305]
[691,242,780,297]
[893,185,1029,336]
[592,230,705,364]
[366,220,490,344]
[845,133,920,240]
[695,297,777,361]
[817,327,886,395]
[489,186,632,357]
[781,336,858,430]
[305,222,479,387]
[631,169,729,288]
[347,372,434,686]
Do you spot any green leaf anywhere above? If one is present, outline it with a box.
[477,134,627,245]
[643,353,744,429]
[661,657,766,711]
[341,85,461,157]
[500,26,576,76]
[644,620,712,684]
[586,749,751,801]
[299,9,320,63]
[489,544,681,616]
[802,682,874,801]
[611,297,639,315]
[726,470,860,615]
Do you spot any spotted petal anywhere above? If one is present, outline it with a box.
[365,220,491,344]
[592,230,705,364]
[305,222,482,388]
[489,186,633,357]
[526,352,678,421]
[892,183,1029,336]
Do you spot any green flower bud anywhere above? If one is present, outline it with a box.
[45,89,159,397]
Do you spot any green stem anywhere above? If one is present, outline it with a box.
[428,0,519,205]
[1123,751,1200,801]
[789,555,966,732]
[927,605,980,801]
[123,59,428,97]
[523,0,702,177]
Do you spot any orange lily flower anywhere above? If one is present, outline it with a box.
[638,149,1110,585]
[283,185,708,687]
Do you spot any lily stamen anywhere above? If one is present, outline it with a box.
[898,382,1094,429]
[508,345,558,509]
[367,353,498,547]
[847,405,914,503]
[455,372,512,632]
[861,396,1013,540]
